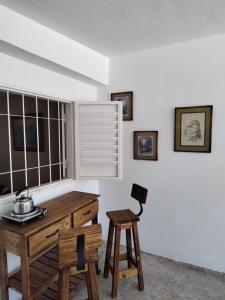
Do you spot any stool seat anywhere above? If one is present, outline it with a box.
[106,209,140,225]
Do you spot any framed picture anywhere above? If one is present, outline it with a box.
[174,105,213,152]
[111,91,133,121]
[134,131,158,160]
[11,116,44,151]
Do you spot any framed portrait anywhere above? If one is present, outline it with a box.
[134,131,158,160]
[11,116,44,152]
[111,91,133,121]
[174,105,213,152]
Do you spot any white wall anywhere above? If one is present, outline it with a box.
[0,51,99,300]
[0,5,109,85]
[98,33,225,273]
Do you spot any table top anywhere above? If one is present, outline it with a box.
[0,191,99,237]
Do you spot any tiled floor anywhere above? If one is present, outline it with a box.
[72,243,225,300]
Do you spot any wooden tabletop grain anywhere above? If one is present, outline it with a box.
[0,191,99,237]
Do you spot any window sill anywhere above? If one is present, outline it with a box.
[0,178,74,207]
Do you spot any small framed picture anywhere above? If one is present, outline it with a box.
[174,105,213,152]
[11,115,44,152]
[134,131,158,160]
[111,91,133,121]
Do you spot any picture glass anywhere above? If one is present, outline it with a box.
[174,105,212,153]
[134,131,158,160]
[114,95,129,117]
[181,112,205,146]
[111,92,133,121]
[12,117,38,151]
[138,136,153,156]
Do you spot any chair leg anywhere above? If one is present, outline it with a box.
[92,215,101,275]
[132,222,144,291]
[112,225,121,298]
[58,267,70,300]
[126,228,132,268]
[104,221,114,278]
[86,261,99,300]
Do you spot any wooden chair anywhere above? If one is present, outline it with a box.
[104,184,148,298]
[58,224,102,300]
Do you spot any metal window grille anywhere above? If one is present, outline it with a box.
[0,87,70,196]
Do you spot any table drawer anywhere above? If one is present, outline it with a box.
[28,216,70,257]
[73,201,98,227]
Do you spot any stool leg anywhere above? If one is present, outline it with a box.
[132,222,144,291]
[86,261,99,300]
[112,225,121,298]
[58,267,70,300]
[104,221,114,278]
[126,229,132,268]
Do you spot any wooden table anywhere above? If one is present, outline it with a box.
[0,191,99,300]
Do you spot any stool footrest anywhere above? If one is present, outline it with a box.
[108,262,138,280]
[119,267,138,279]
[107,262,114,275]
[119,253,137,267]
[119,253,128,261]
[129,255,137,267]
[108,253,136,265]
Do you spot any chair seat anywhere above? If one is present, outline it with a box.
[106,209,140,225]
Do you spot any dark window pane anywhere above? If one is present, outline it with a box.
[0,90,8,114]
[11,117,25,171]
[61,163,67,178]
[28,168,38,188]
[59,103,62,118]
[13,171,25,192]
[25,117,38,168]
[38,98,48,118]
[0,173,11,196]
[60,119,66,163]
[0,116,10,173]
[60,119,63,162]
[9,93,23,115]
[40,166,50,185]
[25,96,36,116]
[49,100,58,119]
[50,119,59,164]
[51,164,60,182]
[39,119,49,166]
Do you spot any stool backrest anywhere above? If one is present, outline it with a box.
[131,183,148,216]
[58,224,102,270]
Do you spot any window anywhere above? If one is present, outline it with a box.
[0,87,123,197]
[0,88,73,197]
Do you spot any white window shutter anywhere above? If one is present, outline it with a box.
[75,102,123,180]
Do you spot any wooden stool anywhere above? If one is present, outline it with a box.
[104,209,144,298]
[58,224,102,300]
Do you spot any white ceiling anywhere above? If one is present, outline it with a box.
[1,0,225,57]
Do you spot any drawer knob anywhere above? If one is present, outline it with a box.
[46,229,59,238]
[83,209,91,216]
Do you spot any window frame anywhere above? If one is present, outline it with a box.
[0,85,73,200]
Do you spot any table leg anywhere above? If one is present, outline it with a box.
[92,215,101,275]
[0,232,9,300]
[21,237,31,300]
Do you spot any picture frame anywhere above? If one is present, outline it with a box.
[11,115,44,152]
[111,91,133,121]
[174,105,213,153]
[134,131,158,160]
